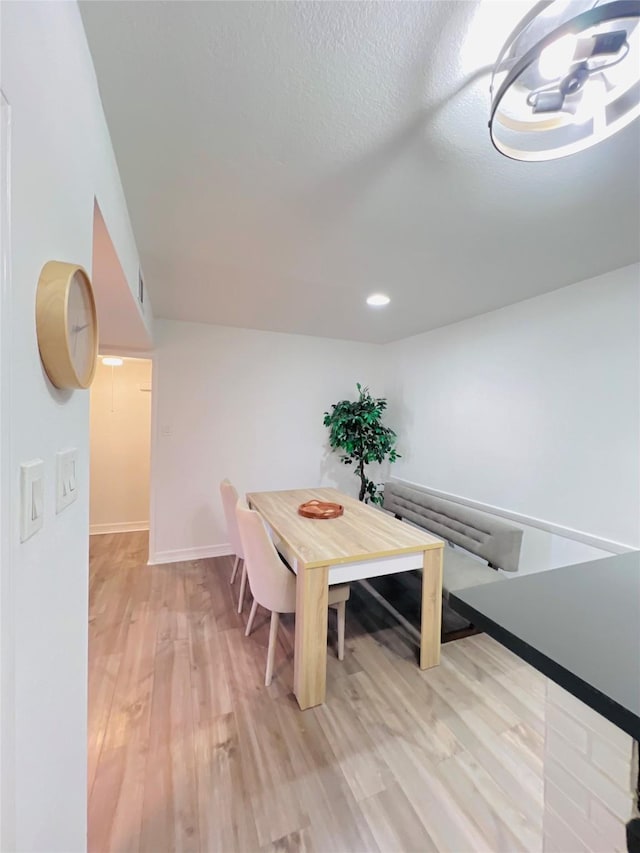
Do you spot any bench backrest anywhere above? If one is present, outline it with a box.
[383,481,523,573]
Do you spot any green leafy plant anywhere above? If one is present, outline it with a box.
[323,383,400,505]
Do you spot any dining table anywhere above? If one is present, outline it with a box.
[246,487,444,710]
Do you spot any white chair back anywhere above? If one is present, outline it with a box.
[236,500,296,614]
[220,479,244,559]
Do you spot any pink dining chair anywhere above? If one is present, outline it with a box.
[219,479,250,612]
[235,499,350,686]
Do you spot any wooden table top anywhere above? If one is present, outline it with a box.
[246,487,443,569]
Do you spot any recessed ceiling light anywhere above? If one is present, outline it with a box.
[366,293,390,307]
[102,357,123,367]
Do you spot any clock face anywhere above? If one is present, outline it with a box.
[67,270,97,384]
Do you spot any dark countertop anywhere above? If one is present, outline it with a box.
[450,551,640,741]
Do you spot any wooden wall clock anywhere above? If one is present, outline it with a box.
[35,261,99,390]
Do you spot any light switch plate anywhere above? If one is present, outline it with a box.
[56,448,78,513]
[20,459,44,542]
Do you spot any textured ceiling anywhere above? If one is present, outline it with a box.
[80,0,640,344]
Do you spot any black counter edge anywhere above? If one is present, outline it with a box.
[450,593,640,742]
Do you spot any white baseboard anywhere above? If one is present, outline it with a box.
[90,521,149,535]
[390,478,635,555]
[148,543,233,566]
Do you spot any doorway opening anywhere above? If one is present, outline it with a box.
[89,355,152,537]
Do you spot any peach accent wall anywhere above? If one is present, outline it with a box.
[90,357,152,533]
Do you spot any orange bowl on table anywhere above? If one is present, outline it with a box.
[297,500,344,519]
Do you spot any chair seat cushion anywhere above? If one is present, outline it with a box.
[328,583,350,606]
[442,546,503,600]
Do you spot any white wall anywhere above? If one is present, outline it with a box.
[1,3,147,849]
[385,264,640,556]
[150,320,384,562]
[90,358,152,534]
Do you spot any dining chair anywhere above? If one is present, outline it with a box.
[236,500,350,686]
[219,479,249,612]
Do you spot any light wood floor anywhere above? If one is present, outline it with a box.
[88,531,545,853]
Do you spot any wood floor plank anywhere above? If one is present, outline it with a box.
[140,639,199,853]
[359,781,439,853]
[188,605,233,721]
[88,533,546,853]
[500,721,545,776]
[438,651,534,734]
[261,826,316,853]
[273,699,380,853]
[348,642,464,766]
[194,710,261,853]
[313,694,391,802]
[444,642,545,734]
[265,582,396,840]
[417,678,544,826]
[88,652,122,798]
[437,752,530,853]
[220,628,310,847]
[454,746,542,852]
[374,728,496,853]
[88,600,158,853]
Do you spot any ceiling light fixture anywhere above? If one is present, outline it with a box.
[366,293,390,307]
[489,0,640,161]
[102,357,123,367]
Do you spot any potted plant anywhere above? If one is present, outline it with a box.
[323,383,400,505]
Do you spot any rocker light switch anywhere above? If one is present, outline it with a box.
[20,459,44,542]
[56,448,78,513]
[32,477,43,520]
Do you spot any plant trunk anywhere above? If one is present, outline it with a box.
[358,458,366,502]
